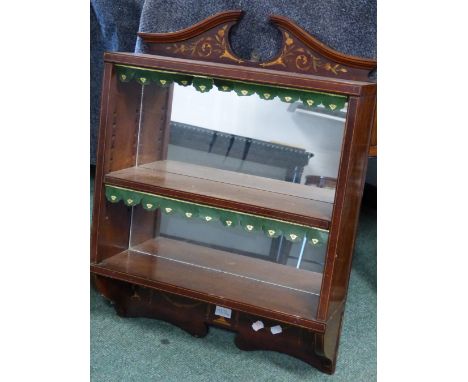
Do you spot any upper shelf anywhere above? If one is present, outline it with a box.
[104,160,334,229]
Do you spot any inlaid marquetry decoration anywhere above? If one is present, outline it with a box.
[164,25,243,64]
[105,185,328,247]
[115,65,347,111]
[137,11,376,81]
[260,31,348,75]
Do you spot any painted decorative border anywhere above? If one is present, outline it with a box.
[105,185,329,247]
[115,65,348,112]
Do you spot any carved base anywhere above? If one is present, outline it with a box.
[93,275,341,373]
[234,315,336,374]
[94,275,208,337]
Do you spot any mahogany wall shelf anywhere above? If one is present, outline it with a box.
[91,10,376,374]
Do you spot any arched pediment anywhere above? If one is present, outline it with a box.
[138,10,376,81]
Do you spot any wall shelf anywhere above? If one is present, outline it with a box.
[91,10,376,374]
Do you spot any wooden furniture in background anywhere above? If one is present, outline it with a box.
[91,10,377,374]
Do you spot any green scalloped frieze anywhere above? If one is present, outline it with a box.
[233,82,256,97]
[192,77,214,93]
[141,194,160,211]
[213,79,235,93]
[219,211,239,228]
[115,65,347,111]
[105,185,329,247]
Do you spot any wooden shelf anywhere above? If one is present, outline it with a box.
[105,160,333,229]
[91,237,322,326]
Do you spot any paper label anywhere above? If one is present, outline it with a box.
[270,325,282,335]
[214,306,232,319]
[252,320,264,331]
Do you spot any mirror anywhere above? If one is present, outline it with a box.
[156,83,345,272]
[115,69,349,272]
[167,84,347,201]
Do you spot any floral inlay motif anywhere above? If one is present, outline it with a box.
[165,25,243,64]
[261,32,348,75]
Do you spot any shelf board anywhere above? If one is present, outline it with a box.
[105,160,333,229]
[91,237,323,328]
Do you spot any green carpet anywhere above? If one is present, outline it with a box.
[91,173,376,381]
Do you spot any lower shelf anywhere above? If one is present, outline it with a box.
[91,237,323,327]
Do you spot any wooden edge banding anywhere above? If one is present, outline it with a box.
[138,10,244,43]
[269,15,376,70]
[369,102,377,156]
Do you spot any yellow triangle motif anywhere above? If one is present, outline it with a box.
[311,238,319,245]
[146,203,153,209]
[110,195,117,201]
[329,104,337,110]
[241,90,248,95]
[289,234,298,240]
[246,225,254,231]
[199,85,206,91]
[264,93,270,99]
[205,216,212,221]
[181,80,187,85]
[120,74,126,80]
[185,212,192,218]
[225,220,232,226]
[222,86,229,91]
[160,79,166,85]
[285,96,292,102]
[127,199,133,204]
[306,100,314,106]
[268,229,275,236]
[140,77,146,83]
[165,207,172,213]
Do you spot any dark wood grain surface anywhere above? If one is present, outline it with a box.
[142,160,335,203]
[134,237,323,293]
[92,237,322,325]
[105,160,333,228]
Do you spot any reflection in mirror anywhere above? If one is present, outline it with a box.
[158,211,327,274]
[164,84,347,201]
[125,76,348,273]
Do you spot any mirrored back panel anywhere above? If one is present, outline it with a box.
[116,66,348,206]
[108,66,349,231]
[169,84,347,200]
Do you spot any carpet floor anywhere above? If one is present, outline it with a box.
[90,174,376,381]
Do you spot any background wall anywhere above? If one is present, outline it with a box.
[90,0,145,164]
[137,0,377,59]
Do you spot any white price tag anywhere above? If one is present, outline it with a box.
[252,320,264,331]
[214,306,232,319]
[270,325,282,335]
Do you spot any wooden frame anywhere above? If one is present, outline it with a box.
[91,10,376,374]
